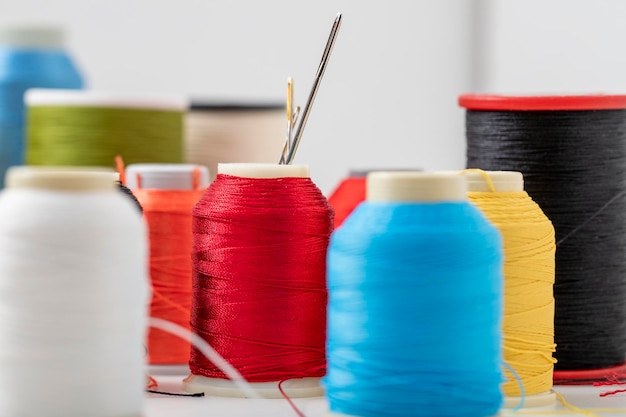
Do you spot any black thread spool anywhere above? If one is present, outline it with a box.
[460,95,626,383]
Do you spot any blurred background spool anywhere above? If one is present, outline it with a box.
[184,163,332,398]
[125,163,209,367]
[460,94,626,383]
[0,166,148,417]
[184,101,285,182]
[25,89,185,167]
[327,168,420,229]
[461,169,556,408]
[0,25,83,186]
[325,171,503,417]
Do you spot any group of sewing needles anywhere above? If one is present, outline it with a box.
[279,12,342,165]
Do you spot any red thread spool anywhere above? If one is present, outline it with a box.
[125,163,209,365]
[328,169,420,229]
[327,173,365,229]
[184,163,333,398]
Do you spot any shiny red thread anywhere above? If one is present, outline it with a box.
[134,188,206,364]
[190,174,333,382]
[327,177,365,229]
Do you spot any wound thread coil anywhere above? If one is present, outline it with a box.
[185,163,333,398]
[325,171,503,417]
[0,166,148,417]
[462,169,556,406]
[184,102,285,182]
[25,89,185,168]
[460,94,626,376]
[125,163,209,365]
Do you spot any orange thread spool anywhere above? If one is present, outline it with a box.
[126,163,209,365]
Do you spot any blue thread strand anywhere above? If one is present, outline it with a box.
[0,46,83,185]
[325,201,504,417]
[503,361,526,411]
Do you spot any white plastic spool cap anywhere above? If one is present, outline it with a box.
[25,89,187,111]
[463,170,524,192]
[183,374,323,399]
[125,164,210,190]
[217,163,309,178]
[367,172,467,202]
[0,25,64,48]
[5,166,117,191]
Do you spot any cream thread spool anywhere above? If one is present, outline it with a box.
[0,166,148,417]
[183,162,325,398]
[184,103,286,182]
[462,170,557,409]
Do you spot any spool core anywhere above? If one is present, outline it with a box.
[125,164,209,190]
[6,166,117,191]
[218,162,309,179]
[367,172,466,202]
[25,89,187,110]
[462,170,524,192]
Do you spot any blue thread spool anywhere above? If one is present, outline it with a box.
[325,172,504,417]
[0,25,83,185]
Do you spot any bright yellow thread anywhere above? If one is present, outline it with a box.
[468,189,557,397]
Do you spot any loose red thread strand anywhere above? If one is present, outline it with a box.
[134,188,206,364]
[190,174,333,382]
[591,373,626,397]
[327,177,365,229]
[278,380,307,417]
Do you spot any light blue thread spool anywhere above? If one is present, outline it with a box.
[325,172,504,417]
[0,25,83,185]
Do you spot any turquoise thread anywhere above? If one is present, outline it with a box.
[503,361,526,411]
[325,201,504,417]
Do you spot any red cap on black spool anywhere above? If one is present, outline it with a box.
[458,94,626,111]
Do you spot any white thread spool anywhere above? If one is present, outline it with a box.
[0,166,148,417]
[125,163,210,190]
[184,103,286,182]
[183,162,323,398]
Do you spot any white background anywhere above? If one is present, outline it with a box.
[4,0,626,192]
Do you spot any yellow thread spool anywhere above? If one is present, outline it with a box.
[462,169,557,408]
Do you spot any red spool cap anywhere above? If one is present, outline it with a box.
[458,94,626,111]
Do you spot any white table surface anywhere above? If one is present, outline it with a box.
[145,371,626,417]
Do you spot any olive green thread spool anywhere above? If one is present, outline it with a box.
[26,89,186,167]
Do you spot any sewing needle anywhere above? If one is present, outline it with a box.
[284,12,342,164]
